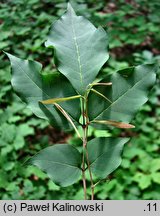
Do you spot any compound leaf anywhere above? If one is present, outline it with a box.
[26,144,82,187]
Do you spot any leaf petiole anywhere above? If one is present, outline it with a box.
[93,120,135,129]
[91,88,112,104]
[41,95,82,104]
[54,103,82,140]
[91,82,112,86]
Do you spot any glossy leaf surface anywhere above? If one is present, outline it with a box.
[27,144,81,187]
[45,3,109,95]
[87,137,129,178]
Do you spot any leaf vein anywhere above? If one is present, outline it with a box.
[71,16,83,92]
[95,69,154,120]
[33,159,80,169]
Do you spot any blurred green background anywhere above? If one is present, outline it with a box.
[0,0,160,200]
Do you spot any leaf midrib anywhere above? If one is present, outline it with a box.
[33,159,80,169]
[94,68,154,120]
[89,146,116,167]
[89,139,127,167]
[71,15,83,92]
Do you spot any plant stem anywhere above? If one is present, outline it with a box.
[85,144,94,200]
[82,149,87,200]
[82,97,95,200]
[81,98,87,200]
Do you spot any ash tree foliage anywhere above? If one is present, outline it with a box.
[6,3,158,199]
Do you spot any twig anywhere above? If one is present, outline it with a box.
[82,97,95,200]
[81,98,87,199]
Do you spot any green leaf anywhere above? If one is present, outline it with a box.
[150,159,160,172]
[13,135,25,150]
[26,144,82,187]
[48,180,60,191]
[18,124,34,137]
[94,129,111,138]
[45,3,109,95]
[5,53,80,130]
[87,137,129,178]
[25,166,47,180]
[88,64,157,124]
[151,173,160,184]
[0,123,16,145]
[134,173,152,189]
[23,179,34,193]
[0,171,8,189]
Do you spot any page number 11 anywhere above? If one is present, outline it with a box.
[144,203,157,212]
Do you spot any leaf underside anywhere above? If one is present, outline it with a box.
[45,3,109,95]
[26,144,82,187]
